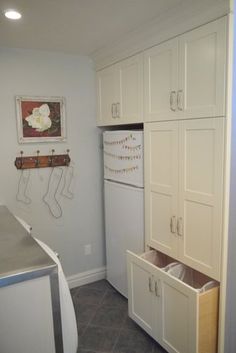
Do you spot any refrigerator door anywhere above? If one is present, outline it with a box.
[104,180,144,297]
[103,130,143,187]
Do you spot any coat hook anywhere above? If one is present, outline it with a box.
[35,150,40,167]
[50,149,55,167]
[65,149,70,166]
[20,150,24,169]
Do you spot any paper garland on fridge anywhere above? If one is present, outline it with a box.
[104,165,139,174]
[103,133,136,146]
[104,150,141,161]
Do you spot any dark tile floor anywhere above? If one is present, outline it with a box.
[70,279,167,353]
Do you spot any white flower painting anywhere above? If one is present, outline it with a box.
[16,96,66,143]
[25,104,52,132]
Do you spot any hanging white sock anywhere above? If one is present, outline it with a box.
[43,168,63,218]
[16,170,32,205]
[61,166,74,199]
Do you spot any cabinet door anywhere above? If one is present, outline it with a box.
[127,250,159,338]
[158,272,197,353]
[144,38,178,122]
[178,17,226,118]
[145,122,179,258]
[96,66,118,126]
[117,54,143,124]
[178,118,224,280]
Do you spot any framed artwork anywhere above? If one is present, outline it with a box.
[16,96,66,143]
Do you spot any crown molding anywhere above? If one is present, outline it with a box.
[92,0,231,70]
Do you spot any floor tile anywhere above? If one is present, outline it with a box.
[75,303,98,325]
[77,323,87,337]
[91,305,127,328]
[152,342,168,353]
[122,315,143,332]
[77,350,111,353]
[102,290,128,308]
[82,279,115,292]
[79,325,119,352]
[113,328,154,353]
[73,286,106,306]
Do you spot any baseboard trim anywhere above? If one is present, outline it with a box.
[66,266,107,289]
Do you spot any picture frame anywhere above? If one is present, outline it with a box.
[16,96,66,143]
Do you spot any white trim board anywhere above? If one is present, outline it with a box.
[66,266,107,289]
[92,0,231,70]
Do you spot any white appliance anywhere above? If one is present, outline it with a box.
[103,130,144,297]
[15,216,78,353]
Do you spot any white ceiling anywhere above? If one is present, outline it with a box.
[0,0,183,56]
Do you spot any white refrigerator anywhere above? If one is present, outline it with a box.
[103,130,144,297]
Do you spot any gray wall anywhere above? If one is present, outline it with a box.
[0,47,105,277]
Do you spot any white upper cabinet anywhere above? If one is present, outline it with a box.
[144,17,226,122]
[178,17,226,118]
[145,118,225,280]
[144,38,179,121]
[97,65,118,126]
[117,54,143,124]
[96,53,143,126]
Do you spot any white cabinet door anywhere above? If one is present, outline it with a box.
[127,250,160,338]
[96,65,118,126]
[144,38,178,121]
[178,17,226,118]
[145,118,224,279]
[145,121,179,258]
[159,271,197,353]
[178,118,224,280]
[97,54,144,126]
[117,54,143,124]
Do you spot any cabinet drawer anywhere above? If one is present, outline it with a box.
[127,249,176,338]
[127,249,219,353]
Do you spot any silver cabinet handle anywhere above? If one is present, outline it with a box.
[111,103,116,118]
[148,277,154,293]
[177,217,183,236]
[170,91,176,111]
[177,90,183,111]
[170,216,176,234]
[155,280,161,297]
[116,102,120,118]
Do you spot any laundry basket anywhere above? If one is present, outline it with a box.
[167,263,218,293]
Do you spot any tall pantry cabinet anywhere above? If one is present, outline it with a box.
[144,118,225,280]
[96,14,229,353]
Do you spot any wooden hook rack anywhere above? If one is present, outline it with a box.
[15,150,71,170]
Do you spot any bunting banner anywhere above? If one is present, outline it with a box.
[103,133,136,146]
[104,165,139,174]
[122,144,141,151]
[104,150,141,161]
